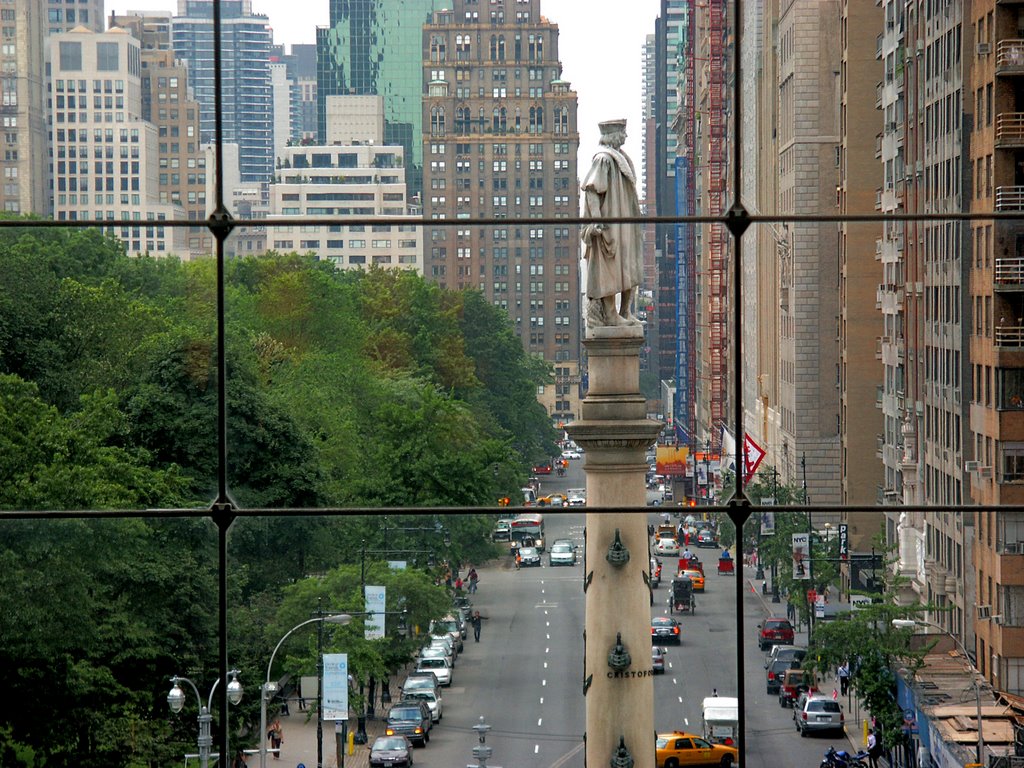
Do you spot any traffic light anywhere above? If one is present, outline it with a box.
[688,499,697,507]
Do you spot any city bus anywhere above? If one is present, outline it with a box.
[509,513,545,551]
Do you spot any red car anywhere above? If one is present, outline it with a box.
[532,462,553,474]
[758,618,795,651]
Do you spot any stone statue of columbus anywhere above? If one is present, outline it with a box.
[581,119,644,331]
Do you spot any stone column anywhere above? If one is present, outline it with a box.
[567,327,662,768]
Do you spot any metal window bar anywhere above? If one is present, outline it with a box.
[5,1,1024,767]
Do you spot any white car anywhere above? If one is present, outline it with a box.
[562,449,582,460]
[548,540,577,566]
[402,688,443,722]
[654,537,681,556]
[415,656,452,686]
[567,491,586,506]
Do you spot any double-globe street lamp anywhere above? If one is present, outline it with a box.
[167,670,244,768]
[891,619,985,764]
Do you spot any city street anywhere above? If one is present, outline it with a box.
[277,459,869,768]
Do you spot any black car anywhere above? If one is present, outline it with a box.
[766,658,797,695]
[696,529,717,547]
[385,703,431,747]
[369,735,414,768]
[651,616,682,645]
[518,546,542,566]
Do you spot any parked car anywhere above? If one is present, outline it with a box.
[765,658,795,695]
[758,618,795,651]
[419,645,453,670]
[779,668,816,708]
[401,675,441,702]
[518,545,542,566]
[430,615,465,648]
[415,656,452,687]
[651,616,682,645]
[655,731,737,768]
[492,519,512,541]
[401,688,443,723]
[764,644,807,669]
[652,646,666,674]
[795,695,845,737]
[369,735,414,768]
[385,702,431,747]
[549,540,577,566]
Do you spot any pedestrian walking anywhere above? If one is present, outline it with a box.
[867,729,882,768]
[467,568,479,594]
[838,661,850,696]
[469,610,488,641]
[515,550,522,570]
[267,717,283,760]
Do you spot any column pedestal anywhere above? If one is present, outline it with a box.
[567,329,662,768]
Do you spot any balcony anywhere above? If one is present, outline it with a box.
[997,185,1024,211]
[996,256,1024,289]
[996,112,1024,147]
[997,40,1024,74]
[996,324,1024,347]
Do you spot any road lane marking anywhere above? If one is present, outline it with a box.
[544,662,548,668]
[546,634,550,639]
[535,745,540,754]
[684,718,689,726]
[540,697,544,704]
[538,718,543,726]
[542,679,547,686]
[673,678,678,685]
[678,696,683,703]
[545,647,549,653]
[549,742,585,768]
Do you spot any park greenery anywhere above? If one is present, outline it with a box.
[0,223,561,766]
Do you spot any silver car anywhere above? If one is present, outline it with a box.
[548,540,577,566]
[796,696,845,737]
[415,656,452,686]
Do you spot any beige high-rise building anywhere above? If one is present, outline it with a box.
[421,0,581,423]
[109,12,210,258]
[50,26,184,255]
[2,0,103,217]
[968,0,1024,693]
[837,0,885,594]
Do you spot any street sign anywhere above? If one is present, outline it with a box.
[838,523,849,559]
[743,433,766,480]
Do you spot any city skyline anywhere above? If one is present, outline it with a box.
[104,0,659,184]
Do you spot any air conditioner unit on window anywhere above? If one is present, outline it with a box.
[1004,542,1022,554]
[978,605,992,620]
[994,615,1005,626]
[977,42,991,56]
[965,460,980,473]
[979,466,994,479]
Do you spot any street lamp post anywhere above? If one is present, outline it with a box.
[167,671,243,768]
[892,619,984,764]
[259,611,353,768]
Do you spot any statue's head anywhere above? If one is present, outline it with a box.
[598,119,627,147]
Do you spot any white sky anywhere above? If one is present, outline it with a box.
[106,0,660,178]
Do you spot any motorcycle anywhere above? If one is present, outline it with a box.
[820,746,870,768]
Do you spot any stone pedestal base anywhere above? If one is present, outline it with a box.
[567,332,662,768]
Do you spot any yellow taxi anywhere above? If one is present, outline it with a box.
[656,731,737,768]
[681,568,705,591]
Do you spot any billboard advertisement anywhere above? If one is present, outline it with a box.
[657,446,689,476]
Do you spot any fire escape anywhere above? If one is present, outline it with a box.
[676,0,697,450]
[705,0,727,452]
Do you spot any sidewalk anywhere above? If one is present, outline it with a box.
[270,697,386,768]
[747,577,882,764]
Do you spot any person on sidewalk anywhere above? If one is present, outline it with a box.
[867,728,882,768]
[267,717,283,760]
[838,661,850,696]
[469,610,488,641]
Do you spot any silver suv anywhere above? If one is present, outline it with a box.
[795,695,845,737]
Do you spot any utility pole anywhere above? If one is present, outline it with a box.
[802,453,813,637]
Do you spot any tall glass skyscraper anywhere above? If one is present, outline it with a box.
[171,0,273,183]
[316,0,442,199]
